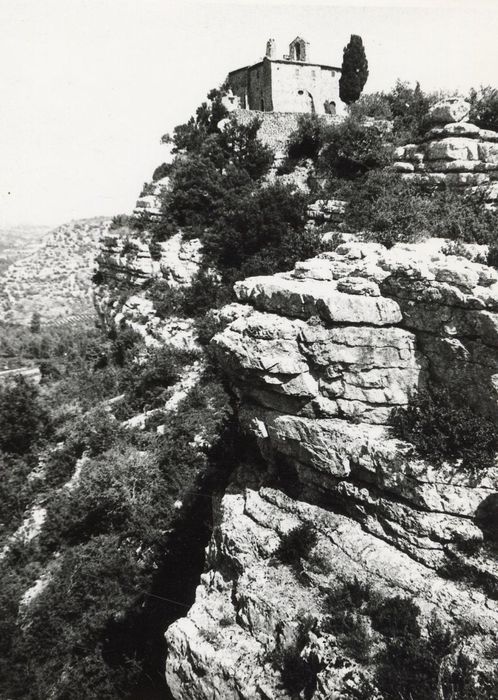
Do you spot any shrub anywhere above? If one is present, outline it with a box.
[152,162,172,181]
[273,616,322,700]
[146,279,187,319]
[162,87,229,154]
[343,171,498,248]
[122,345,198,412]
[203,181,310,279]
[374,603,454,700]
[430,188,498,245]
[475,493,498,542]
[390,385,498,473]
[318,118,393,179]
[349,92,393,121]
[110,214,135,230]
[469,86,498,132]
[276,522,318,572]
[148,239,162,261]
[369,595,421,638]
[343,170,433,246]
[386,80,432,139]
[181,269,232,318]
[287,114,327,162]
[0,376,51,455]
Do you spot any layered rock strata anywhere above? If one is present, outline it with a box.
[394,121,498,201]
[166,238,498,698]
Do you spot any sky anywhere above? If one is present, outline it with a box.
[1,0,498,228]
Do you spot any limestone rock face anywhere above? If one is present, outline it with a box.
[133,176,170,220]
[393,117,498,201]
[165,239,498,699]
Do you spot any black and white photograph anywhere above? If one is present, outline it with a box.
[1,1,498,698]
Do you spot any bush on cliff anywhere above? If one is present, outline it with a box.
[287,113,328,162]
[318,117,394,179]
[162,87,229,154]
[275,522,318,574]
[202,181,316,281]
[469,85,498,132]
[344,171,498,247]
[343,171,433,246]
[390,385,498,472]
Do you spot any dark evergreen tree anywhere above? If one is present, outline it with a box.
[339,34,369,105]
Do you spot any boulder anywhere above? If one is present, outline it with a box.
[426,97,470,125]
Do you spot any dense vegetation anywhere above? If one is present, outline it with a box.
[0,320,235,699]
[272,573,498,700]
[391,385,498,474]
[283,80,498,248]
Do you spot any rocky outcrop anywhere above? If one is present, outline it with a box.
[393,113,498,201]
[133,176,170,221]
[165,237,498,698]
[97,231,201,287]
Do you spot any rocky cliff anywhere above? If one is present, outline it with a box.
[393,98,498,203]
[165,237,498,698]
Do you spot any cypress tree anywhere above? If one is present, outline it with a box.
[339,35,369,105]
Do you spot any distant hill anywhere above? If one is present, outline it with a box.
[0,217,111,326]
[0,224,52,275]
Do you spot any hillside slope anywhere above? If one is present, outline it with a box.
[0,217,111,325]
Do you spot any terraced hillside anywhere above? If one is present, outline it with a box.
[0,217,111,325]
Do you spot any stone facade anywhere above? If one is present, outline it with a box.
[226,36,344,116]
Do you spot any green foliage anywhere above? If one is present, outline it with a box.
[386,80,431,138]
[475,494,498,542]
[273,616,322,700]
[162,87,229,153]
[369,595,421,638]
[0,453,34,536]
[148,238,162,260]
[29,311,41,334]
[162,116,273,242]
[0,376,51,455]
[339,34,369,105]
[391,385,498,473]
[349,92,393,121]
[122,344,199,412]
[287,114,327,161]
[152,161,172,181]
[318,118,393,179]
[376,614,453,700]
[203,181,312,280]
[321,580,373,661]
[40,445,163,551]
[276,522,318,572]
[110,214,135,231]
[343,170,498,248]
[0,315,233,700]
[166,155,226,235]
[469,86,498,132]
[13,535,148,699]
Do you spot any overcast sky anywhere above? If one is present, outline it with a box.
[1,0,498,227]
